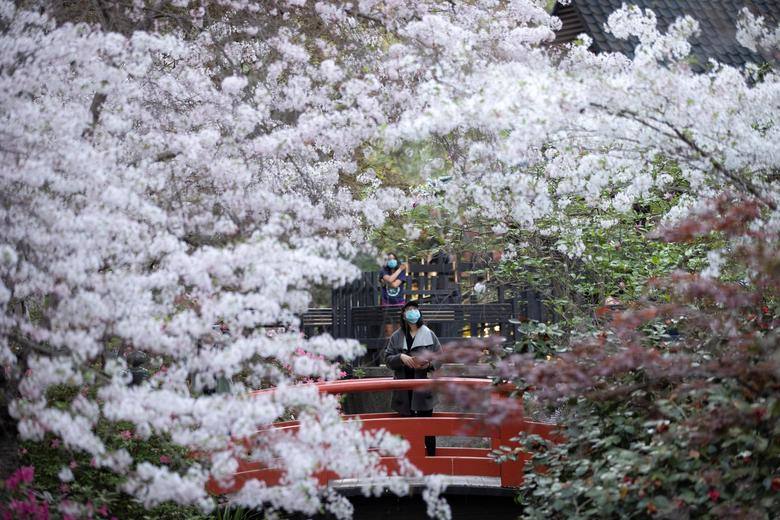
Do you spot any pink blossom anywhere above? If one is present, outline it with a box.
[5,466,34,491]
[5,493,48,518]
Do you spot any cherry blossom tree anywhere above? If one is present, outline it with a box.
[0,0,559,517]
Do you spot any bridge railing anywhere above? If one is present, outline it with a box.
[207,378,558,494]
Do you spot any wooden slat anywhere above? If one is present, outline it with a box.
[350,304,513,328]
[302,308,334,327]
[406,261,489,273]
[351,309,456,323]
[404,289,461,296]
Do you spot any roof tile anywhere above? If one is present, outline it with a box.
[552,0,780,70]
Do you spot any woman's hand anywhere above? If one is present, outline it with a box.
[401,354,429,369]
[400,353,419,369]
[400,354,415,368]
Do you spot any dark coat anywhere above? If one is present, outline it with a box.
[383,325,442,415]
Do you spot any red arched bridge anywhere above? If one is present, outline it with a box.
[207,377,558,495]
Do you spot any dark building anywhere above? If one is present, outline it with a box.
[552,1,780,69]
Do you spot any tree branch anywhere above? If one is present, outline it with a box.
[82,92,107,139]
[592,103,777,211]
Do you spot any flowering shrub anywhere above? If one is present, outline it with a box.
[9,383,204,519]
[490,196,778,518]
[1,466,49,519]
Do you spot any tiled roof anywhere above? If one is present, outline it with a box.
[552,1,780,70]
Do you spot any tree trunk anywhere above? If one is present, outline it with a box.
[0,369,19,479]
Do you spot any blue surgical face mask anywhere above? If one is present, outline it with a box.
[387,259,398,269]
[404,308,421,323]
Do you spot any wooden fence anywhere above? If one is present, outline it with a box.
[301,257,553,364]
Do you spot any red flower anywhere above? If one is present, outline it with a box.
[159,455,171,464]
[708,488,720,502]
[771,477,780,491]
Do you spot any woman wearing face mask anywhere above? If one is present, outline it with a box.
[383,300,442,456]
[380,253,407,337]
[381,253,407,306]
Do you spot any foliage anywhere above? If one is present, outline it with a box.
[8,383,205,518]
[512,321,566,358]
[214,505,252,520]
[19,433,199,519]
[504,197,779,519]
[495,193,715,325]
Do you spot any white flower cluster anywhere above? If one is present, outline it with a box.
[383,4,780,255]
[737,8,780,54]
